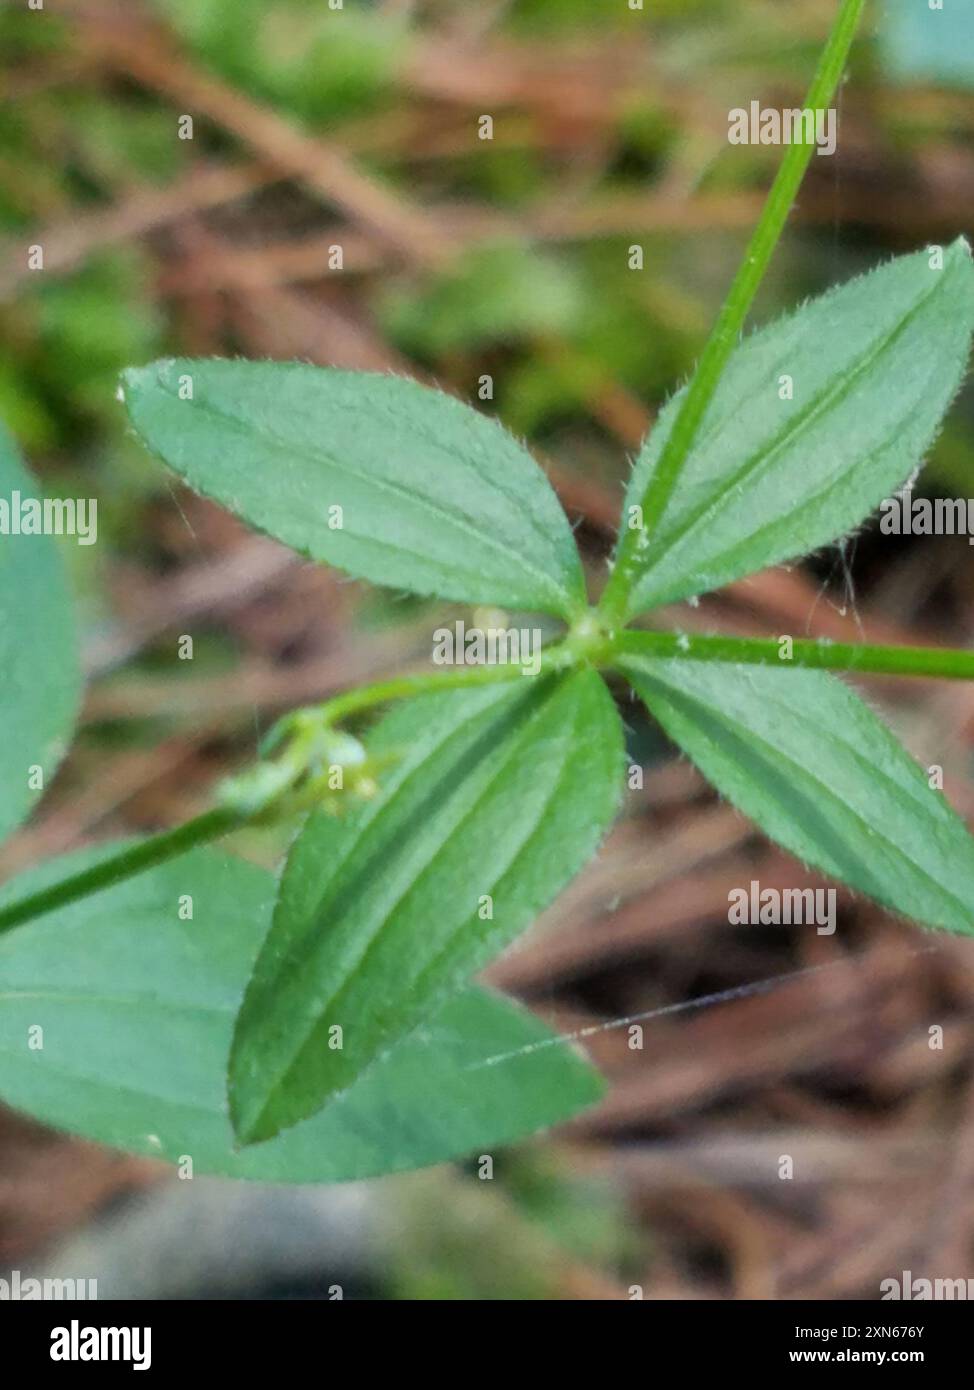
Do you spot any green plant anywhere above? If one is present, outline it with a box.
[2,0,974,1179]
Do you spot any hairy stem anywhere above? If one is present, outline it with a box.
[307,640,577,728]
[0,642,578,936]
[598,0,866,628]
[612,630,974,681]
[0,806,243,937]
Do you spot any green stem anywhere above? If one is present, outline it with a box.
[598,0,866,629]
[308,639,578,727]
[0,806,243,938]
[0,640,581,938]
[612,629,974,681]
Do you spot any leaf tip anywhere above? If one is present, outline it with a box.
[945,236,974,283]
[227,1084,272,1149]
[117,362,155,411]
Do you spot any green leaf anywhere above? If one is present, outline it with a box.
[621,652,974,936]
[0,422,81,841]
[621,240,974,617]
[121,359,586,618]
[0,845,604,1182]
[230,669,623,1144]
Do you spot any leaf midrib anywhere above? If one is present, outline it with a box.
[244,680,582,1134]
[628,662,973,923]
[0,986,232,1015]
[630,269,948,606]
[637,406,912,605]
[322,693,586,1042]
[151,373,574,610]
[408,683,606,1003]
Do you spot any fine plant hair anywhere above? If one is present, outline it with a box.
[3,0,974,1180]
